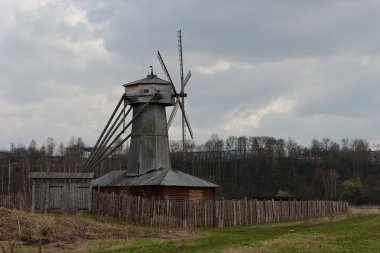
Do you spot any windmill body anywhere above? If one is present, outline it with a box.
[124,69,174,175]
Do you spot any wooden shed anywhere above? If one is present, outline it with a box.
[91,168,217,201]
[29,172,94,212]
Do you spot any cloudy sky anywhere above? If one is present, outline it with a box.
[1,0,380,149]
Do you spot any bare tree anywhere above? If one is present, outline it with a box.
[46,137,56,157]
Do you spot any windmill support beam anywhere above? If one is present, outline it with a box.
[82,94,126,170]
[87,133,132,172]
[85,105,132,172]
[84,92,159,173]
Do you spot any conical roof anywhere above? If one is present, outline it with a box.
[123,72,171,86]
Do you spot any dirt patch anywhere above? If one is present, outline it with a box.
[260,214,349,229]
[349,205,380,215]
[224,246,274,253]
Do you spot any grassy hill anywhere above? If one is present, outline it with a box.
[0,206,378,253]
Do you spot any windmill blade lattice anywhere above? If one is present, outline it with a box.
[167,100,179,128]
[183,70,191,87]
[157,49,193,138]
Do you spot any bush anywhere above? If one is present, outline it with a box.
[340,178,364,204]
[276,190,290,197]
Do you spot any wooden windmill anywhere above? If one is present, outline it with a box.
[82,31,217,201]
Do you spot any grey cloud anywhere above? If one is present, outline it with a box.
[295,56,380,118]
[89,1,380,62]
[2,0,380,148]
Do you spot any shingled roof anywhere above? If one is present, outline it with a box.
[91,168,218,188]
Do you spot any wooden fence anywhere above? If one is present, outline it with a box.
[0,194,32,211]
[92,192,349,227]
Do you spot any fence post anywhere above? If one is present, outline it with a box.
[233,200,236,226]
[31,179,36,212]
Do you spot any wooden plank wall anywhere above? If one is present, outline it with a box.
[33,181,91,212]
[119,186,215,201]
[92,192,349,228]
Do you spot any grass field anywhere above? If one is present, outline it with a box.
[93,214,380,253]
[0,206,379,253]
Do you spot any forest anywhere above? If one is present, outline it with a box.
[1,134,379,204]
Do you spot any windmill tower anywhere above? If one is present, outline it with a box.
[124,67,174,175]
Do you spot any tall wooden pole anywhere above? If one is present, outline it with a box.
[178,30,186,170]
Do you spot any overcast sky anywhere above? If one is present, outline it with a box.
[1,0,380,150]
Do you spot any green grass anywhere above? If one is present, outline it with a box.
[92,214,380,253]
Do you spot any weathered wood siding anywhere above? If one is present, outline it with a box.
[92,192,349,228]
[127,105,171,175]
[32,179,91,212]
[104,186,215,201]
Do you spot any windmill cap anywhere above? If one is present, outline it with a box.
[123,67,171,87]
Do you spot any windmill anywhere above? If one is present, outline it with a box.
[82,30,194,174]
[80,30,217,201]
[157,30,193,168]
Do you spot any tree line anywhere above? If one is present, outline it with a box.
[0,136,128,194]
[1,134,379,204]
[171,134,380,204]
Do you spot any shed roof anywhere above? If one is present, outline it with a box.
[91,168,218,188]
[123,73,171,87]
[90,170,127,187]
[29,172,95,179]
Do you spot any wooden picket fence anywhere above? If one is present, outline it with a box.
[0,194,32,211]
[92,192,349,227]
